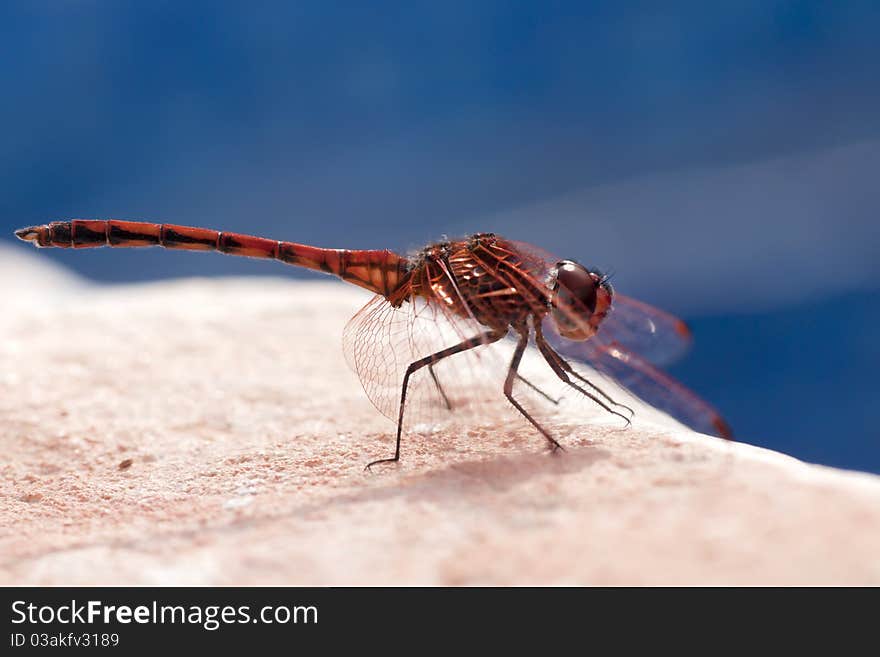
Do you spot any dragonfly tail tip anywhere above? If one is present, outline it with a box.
[14,226,40,243]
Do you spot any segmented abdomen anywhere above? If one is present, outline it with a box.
[18,219,408,297]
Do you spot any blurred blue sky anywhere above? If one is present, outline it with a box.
[2,2,878,471]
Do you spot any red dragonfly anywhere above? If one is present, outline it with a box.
[15,220,732,468]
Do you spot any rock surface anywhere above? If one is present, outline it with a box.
[1,244,879,585]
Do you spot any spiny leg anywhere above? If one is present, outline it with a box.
[430,366,558,410]
[504,327,563,452]
[555,354,634,417]
[428,364,453,410]
[534,324,633,426]
[535,323,636,417]
[542,341,634,418]
[366,328,507,471]
[515,373,560,405]
[535,324,633,417]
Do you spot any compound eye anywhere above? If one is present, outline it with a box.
[555,260,597,313]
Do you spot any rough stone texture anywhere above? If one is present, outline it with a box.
[2,244,879,585]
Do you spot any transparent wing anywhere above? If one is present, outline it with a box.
[343,293,415,420]
[505,238,692,366]
[343,234,731,442]
[342,293,523,435]
[541,314,733,439]
[500,237,729,437]
[599,294,692,366]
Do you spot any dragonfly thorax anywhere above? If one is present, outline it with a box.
[405,234,552,331]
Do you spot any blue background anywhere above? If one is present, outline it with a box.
[3,2,878,472]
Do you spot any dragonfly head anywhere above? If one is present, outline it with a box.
[548,260,613,340]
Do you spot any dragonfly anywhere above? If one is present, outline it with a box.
[15,220,732,469]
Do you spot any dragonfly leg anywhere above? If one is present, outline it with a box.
[429,366,557,409]
[504,327,564,452]
[533,324,633,426]
[515,374,560,405]
[428,364,453,410]
[546,345,634,418]
[365,328,507,471]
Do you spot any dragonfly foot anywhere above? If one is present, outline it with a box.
[364,457,400,472]
[616,403,636,420]
[548,440,566,454]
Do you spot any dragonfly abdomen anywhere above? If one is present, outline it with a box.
[15,219,408,297]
